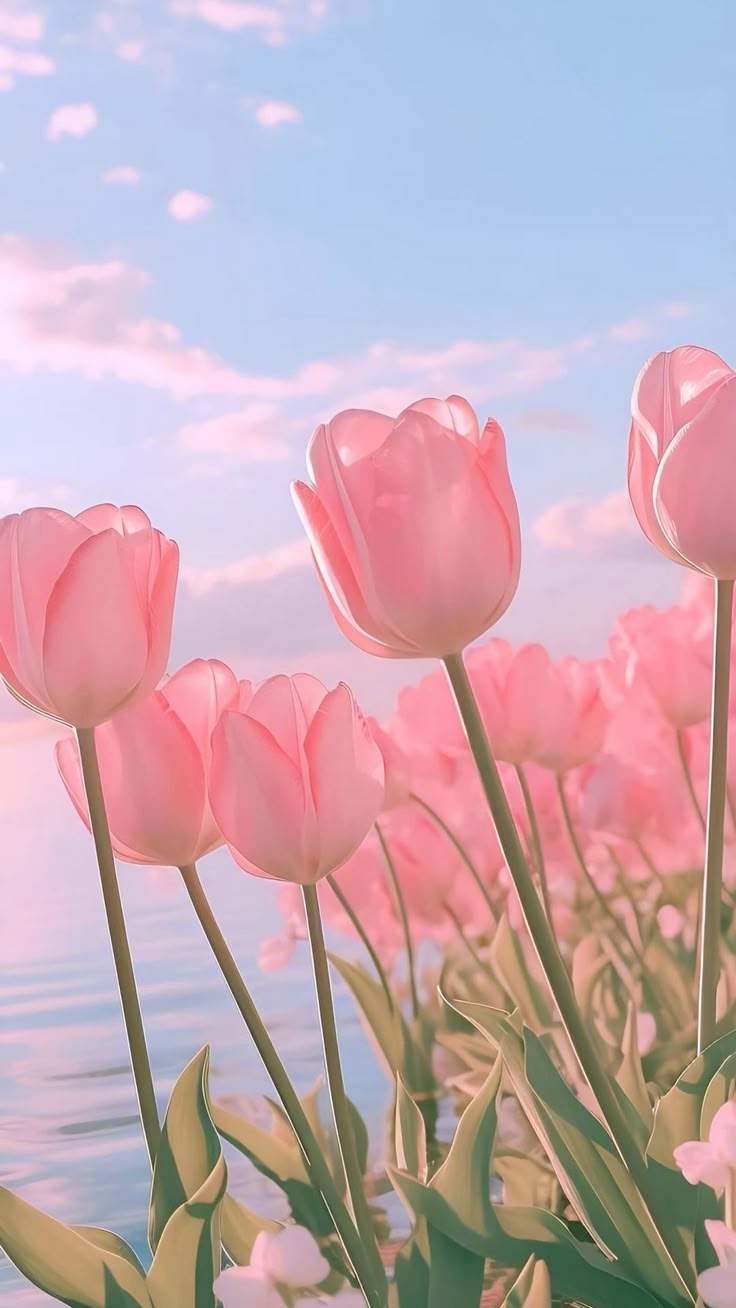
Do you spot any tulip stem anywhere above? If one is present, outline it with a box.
[556,774,637,952]
[302,884,387,1300]
[75,727,161,1168]
[444,902,492,977]
[514,764,553,921]
[676,728,707,835]
[178,864,383,1308]
[410,792,498,926]
[443,652,696,1297]
[327,875,395,1012]
[697,579,734,1054]
[375,822,421,1020]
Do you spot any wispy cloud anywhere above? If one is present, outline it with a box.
[0,41,53,88]
[254,99,302,126]
[47,103,97,140]
[177,403,291,467]
[0,3,44,42]
[101,164,142,185]
[516,407,593,435]
[168,188,213,221]
[532,488,643,555]
[169,0,335,43]
[0,476,72,514]
[181,537,311,596]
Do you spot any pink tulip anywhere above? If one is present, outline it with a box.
[367,717,412,809]
[673,1101,736,1190]
[608,604,711,728]
[464,639,570,765]
[0,504,178,728]
[580,756,670,841]
[292,396,521,658]
[532,657,607,773]
[56,658,240,867]
[628,345,736,576]
[209,674,384,884]
[698,1222,736,1308]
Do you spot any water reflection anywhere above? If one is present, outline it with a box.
[0,736,390,1304]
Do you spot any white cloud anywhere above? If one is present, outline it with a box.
[532,488,643,554]
[177,403,291,465]
[168,189,213,221]
[181,537,311,596]
[0,3,43,43]
[0,41,52,88]
[0,476,72,514]
[47,103,97,140]
[101,164,142,185]
[254,99,302,127]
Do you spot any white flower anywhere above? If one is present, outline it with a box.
[673,1102,736,1190]
[250,1226,330,1289]
[214,1265,284,1308]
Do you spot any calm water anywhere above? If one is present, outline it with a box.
[0,733,402,1305]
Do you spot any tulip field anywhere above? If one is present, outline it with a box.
[2,346,736,1308]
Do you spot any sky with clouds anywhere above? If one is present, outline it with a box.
[1,0,735,718]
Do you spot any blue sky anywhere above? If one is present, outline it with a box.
[1,0,735,714]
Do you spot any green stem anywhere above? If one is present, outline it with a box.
[676,728,706,835]
[327,874,395,1012]
[302,884,386,1299]
[375,822,420,1020]
[76,727,161,1167]
[444,902,491,976]
[514,763,553,921]
[697,579,734,1054]
[178,864,382,1308]
[557,774,637,952]
[443,653,695,1298]
[410,792,498,926]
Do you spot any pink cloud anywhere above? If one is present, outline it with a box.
[169,0,285,37]
[168,188,213,221]
[0,41,53,88]
[181,537,311,596]
[0,4,43,42]
[177,403,291,465]
[0,476,72,514]
[254,99,302,127]
[47,103,97,140]
[101,164,141,185]
[532,488,641,554]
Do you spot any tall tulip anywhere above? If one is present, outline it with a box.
[628,345,736,1052]
[0,504,178,728]
[56,658,240,867]
[292,396,521,658]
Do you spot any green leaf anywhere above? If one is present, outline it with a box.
[488,916,550,1030]
[615,1004,654,1135]
[329,954,436,1100]
[448,998,692,1306]
[390,1228,430,1308]
[146,1153,227,1308]
[700,1050,736,1140]
[70,1229,146,1279]
[395,1075,428,1181]
[219,1194,280,1267]
[493,1151,559,1211]
[0,1188,151,1308]
[149,1047,223,1253]
[426,1223,484,1308]
[501,1256,551,1308]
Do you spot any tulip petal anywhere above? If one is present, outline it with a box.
[161,658,239,759]
[698,1265,736,1308]
[654,375,736,578]
[42,530,150,726]
[210,710,307,881]
[304,683,384,879]
[404,394,480,442]
[633,346,734,457]
[76,504,152,535]
[627,421,687,564]
[672,1139,729,1189]
[132,536,179,701]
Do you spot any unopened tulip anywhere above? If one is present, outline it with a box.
[292,396,521,658]
[56,658,240,866]
[209,674,384,884]
[0,504,178,728]
[609,604,711,728]
[628,345,736,576]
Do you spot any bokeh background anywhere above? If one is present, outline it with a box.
[0,0,735,1300]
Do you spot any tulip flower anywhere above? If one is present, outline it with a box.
[250,1227,330,1287]
[532,656,607,773]
[56,658,241,867]
[0,504,178,728]
[629,345,736,577]
[608,604,712,729]
[292,395,521,658]
[209,673,384,884]
[213,1266,284,1308]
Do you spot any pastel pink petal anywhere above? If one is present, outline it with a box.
[710,1102,736,1168]
[292,481,416,655]
[42,530,150,727]
[291,672,330,727]
[627,422,687,564]
[304,683,385,879]
[318,408,395,465]
[210,711,307,882]
[403,394,480,442]
[654,375,736,578]
[706,1220,736,1264]
[504,644,555,759]
[478,419,522,609]
[672,1139,728,1189]
[161,658,239,757]
[55,732,93,835]
[75,504,152,534]
[126,537,179,706]
[633,347,734,457]
[698,1265,736,1308]
[248,675,308,766]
